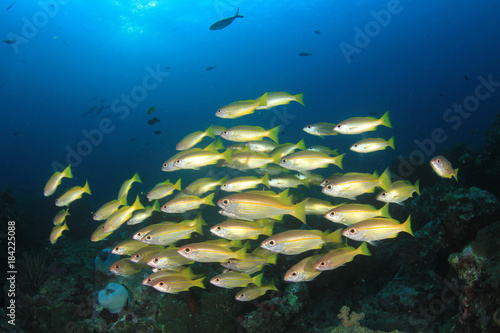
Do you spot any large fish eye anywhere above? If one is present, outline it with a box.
[162,163,167,167]
[223,131,228,135]
[222,199,229,205]
[217,109,222,113]
[381,192,387,197]
[336,124,341,128]
[153,258,159,263]
[238,293,244,298]
[114,264,120,269]
[281,159,287,163]
[319,261,326,267]
[436,159,441,163]
[307,125,311,129]
[348,228,357,234]
[327,185,333,190]
[226,260,233,264]
[136,232,142,237]
[268,240,276,247]
[146,235,152,241]
[222,184,227,188]
[215,278,220,282]
[176,144,180,148]
[291,271,297,277]
[133,255,139,259]
[146,278,152,283]
[216,226,222,231]
[114,247,119,252]
[175,159,181,164]
[184,247,191,253]
[158,282,165,287]
[329,211,335,216]
[353,144,358,148]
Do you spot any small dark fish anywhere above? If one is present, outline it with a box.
[6,1,15,11]
[470,129,474,136]
[81,106,97,117]
[96,105,104,114]
[147,106,156,114]
[205,65,217,71]
[465,74,469,81]
[154,130,162,135]
[440,92,444,97]
[165,66,171,70]
[130,137,137,142]
[314,30,322,35]
[209,8,243,30]
[147,117,160,125]
[2,39,16,44]
[298,52,312,57]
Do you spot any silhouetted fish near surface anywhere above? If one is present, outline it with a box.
[6,1,15,11]
[2,39,16,44]
[298,52,312,57]
[147,117,160,125]
[147,106,156,114]
[206,65,217,71]
[154,131,162,135]
[314,30,322,35]
[209,8,243,30]
[465,74,469,81]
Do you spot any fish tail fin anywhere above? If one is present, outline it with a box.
[204,193,216,206]
[294,93,305,106]
[193,277,206,289]
[403,215,414,237]
[205,125,215,139]
[253,273,264,287]
[83,180,92,195]
[267,278,278,291]
[133,172,142,184]
[180,267,194,279]
[63,165,73,179]
[267,253,278,265]
[379,203,392,218]
[357,242,372,256]
[324,229,342,243]
[279,189,290,203]
[379,168,392,192]
[262,223,274,237]
[119,195,128,206]
[229,240,243,248]
[302,178,310,189]
[333,154,345,169]
[388,136,395,150]
[292,199,308,224]
[152,200,161,212]
[296,138,306,150]
[242,240,252,250]
[268,125,281,144]
[194,212,206,235]
[174,178,182,191]
[234,248,247,261]
[222,149,233,165]
[261,173,270,189]
[453,168,459,182]
[219,176,228,184]
[132,195,144,210]
[380,110,392,128]
[256,92,268,108]
[414,179,420,196]
[235,7,244,18]
[271,151,282,165]
[214,138,225,150]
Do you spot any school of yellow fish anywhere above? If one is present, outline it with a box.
[44,91,460,302]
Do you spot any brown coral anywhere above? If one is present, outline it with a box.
[338,306,365,327]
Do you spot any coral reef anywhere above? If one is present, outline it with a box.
[337,306,365,327]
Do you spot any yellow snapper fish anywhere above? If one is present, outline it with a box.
[220,125,280,143]
[261,229,342,255]
[183,176,227,196]
[254,164,290,176]
[90,223,113,242]
[53,208,70,226]
[210,220,274,240]
[43,165,73,196]
[279,151,344,172]
[55,180,91,207]
[255,91,304,110]
[342,216,413,244]
[132,221,176,241]
[161,193,215,213]
[212,125,226,136]
[244,189,292,204]
[140,213,206,246]
[269,174,308,189]
[210,272,263,289]
[320,173,344,187]
[102,196,144,233]
[50,222,69,244]
[314,242,371,271]
[284,254,324,282]
[117,172,142,200]
[235,279,278,302]
[269,139,307,159]
[224,151,280,171]
[325,203,391,226]
[215,93,268,119]
[376,179,420,205]
[172,149,232,170]
[334,110,392,134]
[221,174,270,192]
[296,172,324,186]
[152,275,206,294]
[217,193,307,223]
[222,253,278,274]
[304,198,337,215]
[142,267,194,286]
[109,259,147,277]
[162,141,225,172]
[93,196,127,221]
[303,122,337,137]
[322,169,391,200]
[177,241,247,263]
[228,143,247,151]
[147,247,195,269]
[129,245,165,264]
[247,140,278,153]
[111,239,149,256]
[176,125,215,150]
[147,179,181,201]
[350,137,395,153]
[430,155,459,181]
[307,145,338,155]
[127,200,161,225]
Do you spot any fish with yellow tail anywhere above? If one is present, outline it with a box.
[139,213,206,246]
[235,279,278,301]
[210,272,264,289]
[314,242,371,271]
[322,169,391,200]
[217,193,308,223]
[342,215,413,245]
[255,91,304,110]
[142,267,194,287]
[50,222,69,244]
[172,148,232,170]
[147,178,181,201]
[216,93,268,119]
[303,122,337,137]
[376,179,420,205]
[162,140,225,172]
[44,165,73,196]
[147,246,195,269]
[284,254,324,282]
[53,208,70,226]
[152,275,206,294]
[127,200,161,225]
[55,180,91,207]
[279,151,344,172]
[90,223,112,242]
[161,193,215,213]
[182,176,227,196]
[177,241,247,263]
[270,139,307,159]
[93,196,127,221]
[102,196,144,233]
[129,245,165,264]
[210,220,274,240]
[325,203,391,226]
[220,125,281,144]
[109,259,147,277]
[117,172,141,200]
[334,110,392,134]
[111,239,149,256]
[176,125,215,151]
[221,174,270,192]
[222,252,278,274]
[261,229,342,255]
[350,137,395,153]
[430,156,459,181]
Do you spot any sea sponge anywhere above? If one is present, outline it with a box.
[98,283,129,314]
[95,248,121,275]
